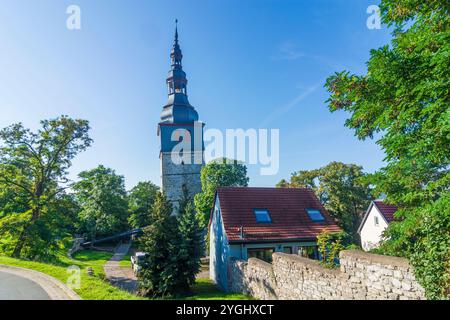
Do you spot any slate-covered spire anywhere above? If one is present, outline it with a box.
[160,20,199,123]
[171,19,182,69]
[175,19,178,41]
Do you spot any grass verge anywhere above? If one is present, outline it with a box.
[183,278,252,300]
[0,251,250,300]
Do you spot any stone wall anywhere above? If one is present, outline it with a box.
[229,258,278,300]
[68,237,85,257]
[228,250,425,300]
[160,151,203,213]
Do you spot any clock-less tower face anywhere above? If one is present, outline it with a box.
[158,23,204,213]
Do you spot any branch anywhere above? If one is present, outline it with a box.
[44,135,77,180]
[46,186,70,202]
[21,140,44,168]
[0,176,34,198]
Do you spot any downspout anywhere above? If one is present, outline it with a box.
[239,226,245,259]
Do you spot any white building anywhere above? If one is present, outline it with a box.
[358,200,397,251]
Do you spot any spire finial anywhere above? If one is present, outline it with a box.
[174,19,178,43]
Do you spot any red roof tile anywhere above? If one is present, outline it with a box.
[215,187,341,243]
[373,200,397,222]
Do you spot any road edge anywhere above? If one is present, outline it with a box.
[0,264,81,300]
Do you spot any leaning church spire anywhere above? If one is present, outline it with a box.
[158,20,204,213]
[160,20,199,124]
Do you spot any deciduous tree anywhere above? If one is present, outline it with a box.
[324,0,449,298]
[194,158,249,228]
[128,181,159,229]
[0,116,91,258]
[73,165,129,240]
[278,162,372,241]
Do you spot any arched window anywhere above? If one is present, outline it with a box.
[168,82,174,94]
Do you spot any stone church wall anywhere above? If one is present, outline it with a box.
[228,250,425,300]
[160,151,203,211]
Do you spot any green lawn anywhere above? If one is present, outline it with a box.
[184,278,251,300]
[71,250,113,279]
[0,251,250,300]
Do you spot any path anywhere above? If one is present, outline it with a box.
[103,245,209,292]
[0,265,80,300]
[103,242,137,293]
[196,257,210,279]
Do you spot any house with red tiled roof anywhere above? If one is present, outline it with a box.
[208,187,341,290]
[357,200,397,251]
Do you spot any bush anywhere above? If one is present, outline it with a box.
[379,194,450,299]
[317,231,347,268]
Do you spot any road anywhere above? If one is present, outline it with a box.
[0,265,80,300]
[0,271,50,300]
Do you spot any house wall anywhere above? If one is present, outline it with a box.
[360,205,389,251]
[228,250,425,300]
[209,209,309,289]
[230,242,317,260]
[209,194,318,290]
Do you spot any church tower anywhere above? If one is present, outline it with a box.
[158,21,204,212]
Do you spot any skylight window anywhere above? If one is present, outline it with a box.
[254,209,272,223]
[306,209,325,222]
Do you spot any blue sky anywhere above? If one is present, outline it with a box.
[0,0,391,189]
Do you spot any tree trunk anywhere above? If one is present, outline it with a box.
[12,225,30,258]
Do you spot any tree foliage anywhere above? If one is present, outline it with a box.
[175,189,203,293]
[137,192,179,297]
[324,0,450,298]
[194,158,249,228]
[317,231,347,268]
[138,189,203,297]
[127,181,159,229]
[278,162,372,241]
[0,116,91,258]
[378,194,450,299]
[73,165,129,240]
